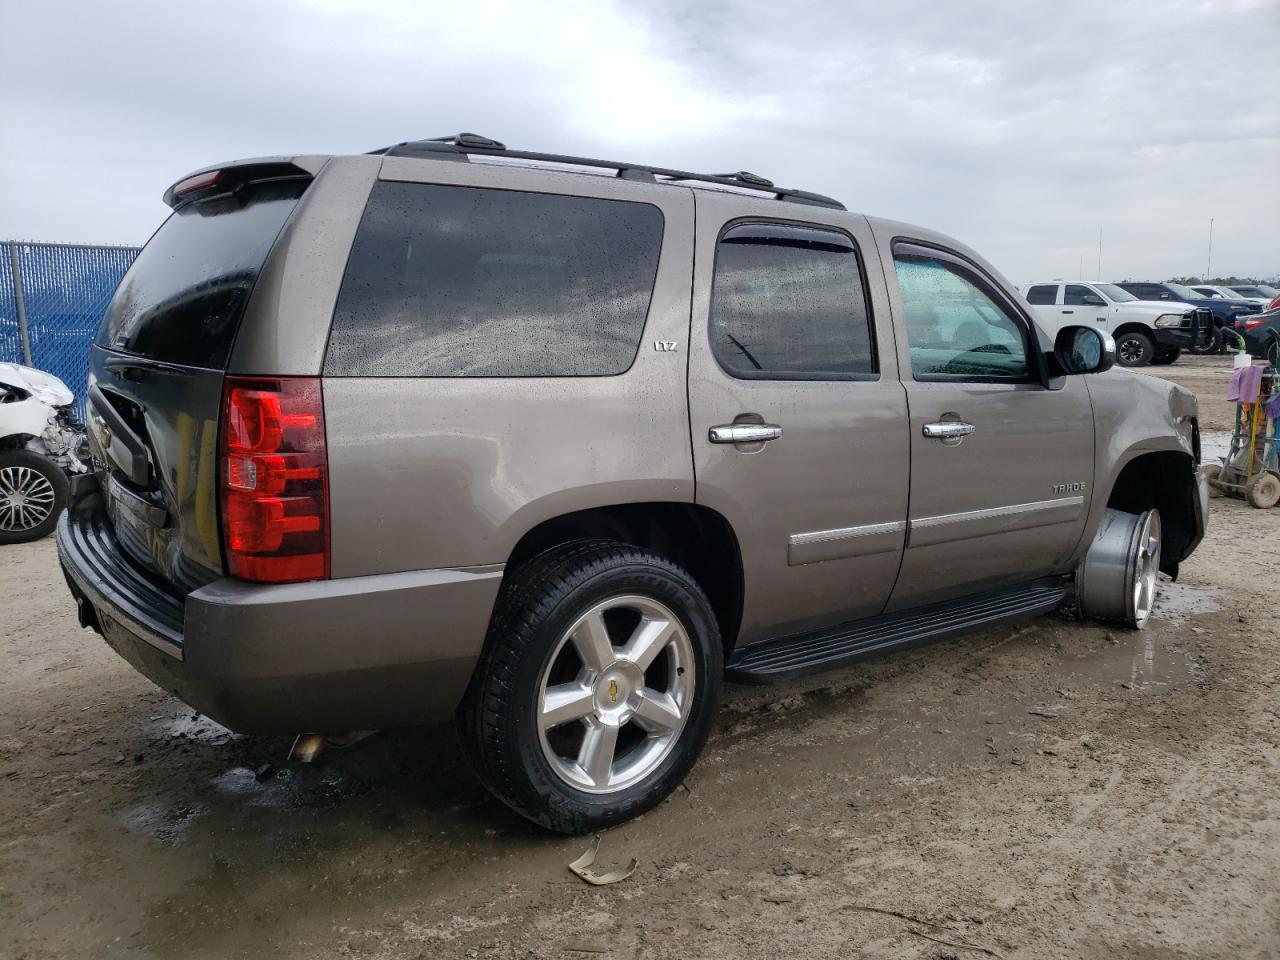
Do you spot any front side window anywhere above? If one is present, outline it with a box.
[709,222,876,380]
[325,182,664,377]
[1026,284,1058,305]
[893,246,1031,381]
[1065,284,1103,306]
[1125,284,1161,300]
[1094,282,1135,303]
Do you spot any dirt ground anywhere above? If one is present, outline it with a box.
[2,355,1278,960]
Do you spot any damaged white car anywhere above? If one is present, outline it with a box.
[0,363,89,543]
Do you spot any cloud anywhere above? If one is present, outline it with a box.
[1,0,1276,281]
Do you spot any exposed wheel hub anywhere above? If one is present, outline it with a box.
[1075,507,1162,628]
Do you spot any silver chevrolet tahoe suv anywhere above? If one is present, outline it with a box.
[58,134,1207,833]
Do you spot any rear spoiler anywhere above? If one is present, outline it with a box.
[162,156,325,209]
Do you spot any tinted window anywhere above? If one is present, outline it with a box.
[96,179,306,368]
[325,182,664,377]
[893,247,1030,381]
[1124,284,1160,300]
[1065,284,1102,305]
[710,223,876,380]
[1026,284,1058,305]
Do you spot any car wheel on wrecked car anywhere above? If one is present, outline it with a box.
[1075,508,1162,629]
[0,449,68,544]
[459,540,722,834]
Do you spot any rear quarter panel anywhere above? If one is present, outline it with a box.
[322,161,696,577]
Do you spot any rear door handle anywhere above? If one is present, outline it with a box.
[922,421,975,440]
[1061,309,1074,314]
[709,423,783,444]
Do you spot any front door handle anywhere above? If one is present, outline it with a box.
[709,423,783,444]
[922,421,975,440]
[1061,309,1075,314]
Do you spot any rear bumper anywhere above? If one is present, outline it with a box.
[57,508,502,734]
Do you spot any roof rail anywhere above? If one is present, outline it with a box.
[367,133,845,210]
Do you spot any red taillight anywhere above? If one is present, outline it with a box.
[1242,319,1264,331]
[219,377,329,583]
[172,169,223,198]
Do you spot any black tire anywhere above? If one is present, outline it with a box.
[1188,326,1222,355]
[0,449,68,544]
[1149,347,1181,366]
[459,540,723,834]
[1115,330,1155,367]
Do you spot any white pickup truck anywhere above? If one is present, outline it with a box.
[1021,280,1209,367]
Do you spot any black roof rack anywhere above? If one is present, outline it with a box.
[367,133,845,210]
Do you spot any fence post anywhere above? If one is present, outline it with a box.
[8,242,33,366]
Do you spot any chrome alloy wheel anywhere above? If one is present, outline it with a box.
[537,595,696,794]
[1130,509,1161,628]
[0,465,56,533]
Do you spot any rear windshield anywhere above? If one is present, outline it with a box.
[95,179,307,368]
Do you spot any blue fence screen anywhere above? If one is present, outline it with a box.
[1,242,139,417]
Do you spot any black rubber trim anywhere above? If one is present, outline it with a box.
[726,579,1067,683]
[57,509,185,647]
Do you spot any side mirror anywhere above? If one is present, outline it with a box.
[1160,292,1170,299]
[1082,294,1107,306]
[1050,325,1115,376]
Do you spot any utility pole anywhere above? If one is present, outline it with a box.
[1078,253,1083,277]
[1096,227,1103,278]
[1205,217,1215,281]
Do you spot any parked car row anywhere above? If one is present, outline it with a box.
[1020,280,1211,366]
[1194,284,1279,306]
[1020,278,1270,366]
[1118,282,1263,355]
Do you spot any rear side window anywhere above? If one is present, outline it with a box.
[1026,284,1058,305]
[709,222,876,380]
[96,179,307,368]
[324,182,664,377]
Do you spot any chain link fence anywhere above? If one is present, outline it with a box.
[1,241,139,417]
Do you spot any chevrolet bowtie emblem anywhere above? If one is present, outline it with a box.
[609,679,618,703]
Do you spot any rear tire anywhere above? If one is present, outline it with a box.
[0,449,68,544]
[459,540,722,834]
[1115,331,1154,367]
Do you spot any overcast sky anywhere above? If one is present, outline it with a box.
[1,0,1277,283]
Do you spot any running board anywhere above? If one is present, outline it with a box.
[725,579,1067,684]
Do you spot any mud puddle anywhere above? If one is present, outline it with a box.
[1201,429,1233,463]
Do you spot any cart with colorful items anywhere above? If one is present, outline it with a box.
[1203,356,1280,509]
